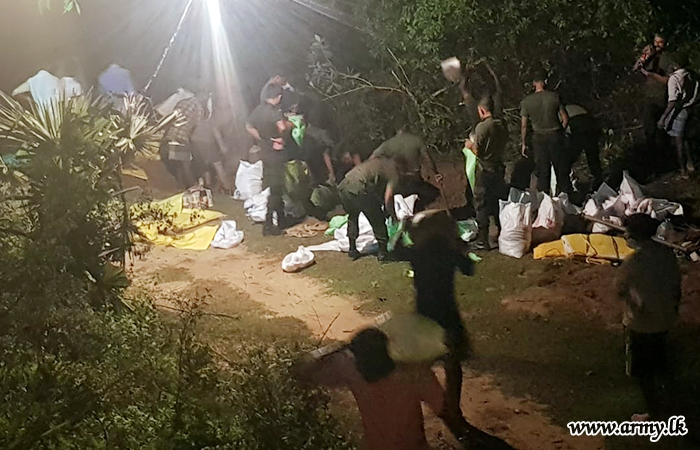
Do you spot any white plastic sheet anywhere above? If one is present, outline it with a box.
[234,160,264,201]
[211,220,244,249]
[498,200,533,259]
[307,213,378,254]
[282,246,315,272]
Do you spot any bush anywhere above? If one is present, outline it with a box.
[310,0,700,163]
[0,95,354,449]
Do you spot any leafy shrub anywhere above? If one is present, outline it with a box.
[0,95,354,449]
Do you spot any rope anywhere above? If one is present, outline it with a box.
[144,0,196,93]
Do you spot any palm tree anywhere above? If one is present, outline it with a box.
[0,92,175,308]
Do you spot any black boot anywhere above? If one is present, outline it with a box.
[263,212,282,236]
[348,241,361,261]
[377,243,391,262]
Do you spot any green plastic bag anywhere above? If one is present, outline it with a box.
[462,146,477,190]
[325,215,349,236]
[288,115,306,147]
[386,218,413,251]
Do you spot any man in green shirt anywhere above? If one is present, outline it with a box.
[371,131,425,174]
[246,85,289,236]
[520,71,571,194]
[339,157,407,261]
[465,97,508,250]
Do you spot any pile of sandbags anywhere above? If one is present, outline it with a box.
[583,172,683,233]
[498,189,577,259]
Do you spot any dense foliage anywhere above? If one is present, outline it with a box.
[0,96,353,449]
[311,0,700,164]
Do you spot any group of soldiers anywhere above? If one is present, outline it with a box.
[242,62,610,258]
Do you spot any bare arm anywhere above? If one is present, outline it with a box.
[276,120,288,134]
[384,184,395,218]
[420,369,446,417]
[646,72,670,84]
[659,101,677,127]
[323,150,336,183]
[245,123,261,142]
[559,106,569,131]
[521,116,529,156]
[294,350,351,388]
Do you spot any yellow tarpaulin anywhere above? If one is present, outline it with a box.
[132,194,224,250]
[534,234,635,264]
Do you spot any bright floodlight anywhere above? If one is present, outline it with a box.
[206,0,223,31]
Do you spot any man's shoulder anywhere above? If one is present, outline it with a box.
[522,93,537,104]
[543,90,560,102]
[474,119,490,134]
[250,103,279,120]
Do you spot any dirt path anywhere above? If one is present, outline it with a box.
[132,245,603,450]
[133,245,373,341]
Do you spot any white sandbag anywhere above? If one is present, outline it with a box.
[557,193,581,216]
[619,171,644,206]
[498,200,533,259]
[394,194,418,221]
[533,194,564,230]
[629,198,684,220]
[593,182,618,205]
[211,220,244,249]
[532,194,565,244]
[282,246,315,272]
[244,188,270,223]
[234,160,264,201]
[508,187,542,213]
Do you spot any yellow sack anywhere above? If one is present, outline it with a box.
[132,194,224,251]
[533,240,567,260]
[534,234,635,263]
[562,234,635,261]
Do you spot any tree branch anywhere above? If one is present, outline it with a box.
[0,227,29,238]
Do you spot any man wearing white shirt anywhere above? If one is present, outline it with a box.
[659,53,698,175]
